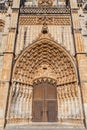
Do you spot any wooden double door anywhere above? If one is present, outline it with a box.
[33,79,57,122]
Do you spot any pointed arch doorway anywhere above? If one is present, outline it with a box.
[7,39,83,125]
[32,78,58,122]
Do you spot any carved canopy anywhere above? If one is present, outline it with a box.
[38,0,53,6]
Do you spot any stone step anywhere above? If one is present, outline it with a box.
[5,127,86,130]
[5,123,86,130]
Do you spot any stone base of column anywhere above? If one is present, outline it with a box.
[29,118,32,123]
[0,118,5,128]
[57,118,84,125]
[57,118,62,122]
[85,118,87,128]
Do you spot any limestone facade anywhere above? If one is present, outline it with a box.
[0,0,87,129]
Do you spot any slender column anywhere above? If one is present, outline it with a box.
[6,81,15,120]
[63,98,65,119]
[26,26,29,47]
[77,84,84,120]
[73,97,76,119]
[64,87,69,119]
[57,87,60,121]
[68,98,71,118]
[71,97,74,118]
[58,98,61,121]
[29,86,33,122]
[25,86,29,119]
[66,97,69,118]
[61,98,64,119]
[21,95,24,119]
[20,26,25,51]
[67,85,71,118]
[57,88,59,121]
[64,98,67,119]
[18,93,21,119]
[20,95,22,119]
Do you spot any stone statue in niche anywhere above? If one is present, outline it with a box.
[38,0,53,6]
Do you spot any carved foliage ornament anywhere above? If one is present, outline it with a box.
[38,0,53,6]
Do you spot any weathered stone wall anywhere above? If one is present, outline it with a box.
[16,25,74,56]
[0,56,3,79]
[70,0,87,127]
[79,4,87,127]
[0,0,20,128]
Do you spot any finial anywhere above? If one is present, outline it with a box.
[42,16,48,34]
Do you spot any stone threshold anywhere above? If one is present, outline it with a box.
[5,122,85,129]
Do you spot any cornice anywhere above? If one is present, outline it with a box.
[20,6,70,15]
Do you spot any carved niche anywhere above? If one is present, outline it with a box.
[38,0,53,6]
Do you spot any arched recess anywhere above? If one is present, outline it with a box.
[7,38,83,124]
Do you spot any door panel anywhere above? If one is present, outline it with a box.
[47,101,57,122]
[33,79,57,122]
[33,101,43,122]
[33,83,44,100]
[45,84,57,99]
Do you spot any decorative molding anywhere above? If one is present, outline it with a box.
[0,80,10,88]
[19,15,71,25]
[33,77,57,84]
[20,7,70,15]
[9,27,16,32]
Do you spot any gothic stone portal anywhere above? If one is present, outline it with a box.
[7,40,82,125]
[32,79,57,122]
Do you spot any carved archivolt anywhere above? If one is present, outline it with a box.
[13,38,76,85]
[19,15,71,25]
